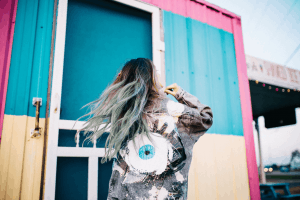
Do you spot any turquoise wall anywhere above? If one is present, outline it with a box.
[164,11,244,136]
[4,0,55,118]
[3,0,245,199]
[60,0,152,121]
[4,0,244,137]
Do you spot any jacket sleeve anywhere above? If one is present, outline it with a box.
[167,87,213,134]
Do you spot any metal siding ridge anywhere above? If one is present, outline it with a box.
[220,30,235,136]
[0,0,18,142]
[187,17,213,122]
[186,18,195,96]
[4,0,55,119]
[163,11,174,87]
[232,17,260,199]
[223,32,244,136]
[4,0,39,116]
[207,25,232,135]
[174,13,190,92]
[163,11,243,136]
[29,0,55,118]
[140,0,238,33]
[163,10,253,199]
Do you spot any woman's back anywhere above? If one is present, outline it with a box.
[78,58,213,199]
[107,87,213,200]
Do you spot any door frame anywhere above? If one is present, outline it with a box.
[44,0,164,199]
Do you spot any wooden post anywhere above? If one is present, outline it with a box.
[255,117,266,184]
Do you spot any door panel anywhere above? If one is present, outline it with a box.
[61,0,152,121]
[97,159,113,199]
[45,0,160,199]
[58,130,109,148]
[55,157,89,200]
[54,0,152,199]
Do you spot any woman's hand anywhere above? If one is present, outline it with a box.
[164,83,179,96]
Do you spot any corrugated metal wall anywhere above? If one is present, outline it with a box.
[0,0,258,199]
[164,11,243,136]
[4,0,54,118]
[163,11,250,199]
[0,0,55,199]
[142,0,259,198]
[0,0,18,142]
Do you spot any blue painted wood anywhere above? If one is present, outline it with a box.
[55,157,88,200]
[60,0,152,121]
[98,158,113,200]
[4,0,55,118]
[164,11,244,136]
[58,129,109,148]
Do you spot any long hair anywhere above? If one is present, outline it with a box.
[77,58,165,163]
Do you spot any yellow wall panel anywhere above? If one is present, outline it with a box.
[1,117,250,200]
[230,136,250,200]
[1,115,28,200]
[0,115,15,200]
[188,134,250,200]
[188,134,218,200]
[0,115,46,200]
[21,117,45,200]
[214,136,237,200]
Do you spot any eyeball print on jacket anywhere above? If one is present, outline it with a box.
[122,132,173,175]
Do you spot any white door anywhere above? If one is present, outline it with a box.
[44,0,164,199]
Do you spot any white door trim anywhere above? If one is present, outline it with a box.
[44,0,163,199]
[88,157,99,200]
[44,0,68,199]
[57,147,105,157]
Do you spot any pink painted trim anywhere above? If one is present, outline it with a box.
[0,0,18,142]
[140,0,241,33]
[232,18,260,199]
[194,0,239,19]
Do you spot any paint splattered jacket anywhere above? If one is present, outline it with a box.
[107,87,213,200]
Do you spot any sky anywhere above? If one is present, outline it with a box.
[206,0,300,71]
[205,0,300,166]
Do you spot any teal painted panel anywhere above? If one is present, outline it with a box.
[4,0,55,118]
[98,158,113,199]
[221,31,244,136]
[60,0,152,121]
[55,157,88,200]
[58,129,109,148]
[164,11,243,136]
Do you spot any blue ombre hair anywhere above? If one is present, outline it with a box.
[77,58,166,163]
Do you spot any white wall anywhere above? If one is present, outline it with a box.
[253,108,300,166]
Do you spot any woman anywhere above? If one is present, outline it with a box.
[79,58,213,199]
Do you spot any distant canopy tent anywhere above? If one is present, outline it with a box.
[246,55,300,128]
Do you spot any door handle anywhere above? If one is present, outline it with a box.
[31,97,42,138]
